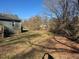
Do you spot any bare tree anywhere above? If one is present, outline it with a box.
[44,0,79,43]
[22,16,42,30]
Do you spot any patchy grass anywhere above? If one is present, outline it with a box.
[0,31,41,46]
[0,31,50,59]
[1,31,79,59]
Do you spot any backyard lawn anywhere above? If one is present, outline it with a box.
[0,31,51,59]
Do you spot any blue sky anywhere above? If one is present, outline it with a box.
[0,0,43,19]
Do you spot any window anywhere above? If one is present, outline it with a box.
[12,22,15,26]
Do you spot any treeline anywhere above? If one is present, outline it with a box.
[44,0,79,43]
[23,0,79,43]
[22,16,49,30]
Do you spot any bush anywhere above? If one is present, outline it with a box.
[49,17,79,43]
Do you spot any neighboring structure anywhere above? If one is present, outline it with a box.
[0,13,21,38]
[21,21,29,32]
[40,24,48,30]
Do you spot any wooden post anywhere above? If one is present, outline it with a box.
[2,26,4,38]
[0,25,4,38]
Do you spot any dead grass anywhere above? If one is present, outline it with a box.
[0,31,50,59]
[0,31,79,59]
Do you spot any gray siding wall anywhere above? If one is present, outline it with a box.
[0,20,21,32]
[13,22,21,30]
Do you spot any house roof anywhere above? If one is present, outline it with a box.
[0,13,21,22]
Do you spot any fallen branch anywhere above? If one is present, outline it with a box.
[52,35,79,53]
[26,39,79,53]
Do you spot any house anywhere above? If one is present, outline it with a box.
[0,13,21,38]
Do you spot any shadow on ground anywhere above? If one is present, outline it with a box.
[11,46,79,59]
